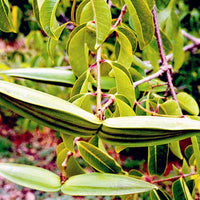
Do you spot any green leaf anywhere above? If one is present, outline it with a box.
[78,141,123,174]
[39,0,66,39]
[117,24,137,52]
[71,70,91,96]
[68,25,89,76]
[79,1,94,25]
[124,0,154,49]
[56,142,65,155]
[61,133,75,153]
[109,61,135,107]
[148,144,169,175]
[76,0,91,25]
[0,163,61,192]
[90,0,112,48]
[72,94,93,113]
[61,172,157,196]
[159,100,182,116]
[0,68,76,86]
[172,178,193,200]
[65,156,86,177]
[177,92,199,116]
[116,30,133,68]
[191,136,200,173]
[56,147,68,171]
[115,96,136,117]
[150,189,172,200]
[170,141,183,160]
[0,0,15,32]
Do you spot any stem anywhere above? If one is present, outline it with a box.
[101,96,115,113]
[152,5,181,113]
[61,151,73,184]
[152,172,196,184]
[181,30,200,44]
[113,5,127,28]
[71,0,77,23]
[96,46,103,120]
[152,5,167,65]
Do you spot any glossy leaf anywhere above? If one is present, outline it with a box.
[0,163,61,192]
[0,0,15,32]
[76,0,91,25]
[148,144,169,175]
[39,0,65,39]
[172,178,193,200]
[109,61,135,107]
[61,173,157,196]
[117,24,137,52]
[78,141,123,174]
[79,2,94,25]
[61,133,75,153]
[170,141,183,160]
[0,68,76,86]
[124,0,154,49]
[115,96,136,117]
[177,92,199,116]
[150,189,172,200]
[56,147,69,171]
[116,30,133,68]
[68,26,89,76]
[71,70,91,96]
[191,136,200,173]
[90,0,112,48]
[65,156,86,178]
[159,100,182,116]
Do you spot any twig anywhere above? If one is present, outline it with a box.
[113,5,127,28]
[181,30,200,45]
[61,151,73,184]
[152,5,181,111]
[71,0,77,23]
[101,96,115,113]
[151,172,196,184]
[96,46,103,120]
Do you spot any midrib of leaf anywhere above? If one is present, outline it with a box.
[79,143,116,173]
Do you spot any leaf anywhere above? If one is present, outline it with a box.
[79,1,94,25]
[76,0,91,25]
[124,0,154,49]
[150,189,172,200]
[67,25,89,76]
[72,94,93,113]
[39,0,66,39]
[159,100,182,116]
[71,70,90,97]
[0,0,15,32]
[78,141,123,174]
[0,68,76,86]
[116,30,133,68]
[177,92,199,116]
[172,178,193,200]
[191,136,200,173]
[194,175,200,193]
[56,147,68,171]
[0,163,61,192]
[170,141,183,160]
[115,96,136,117]
[65,156,85,177]
[117,24,137,52]
[61,133,75,153]
[109,61,135,107]
[90,0,112,48]
[61,172,157,196]
[148,144,169,175]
